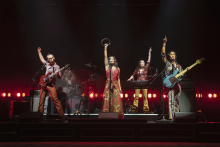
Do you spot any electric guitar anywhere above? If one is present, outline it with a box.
[40,64,70,88]
[163,58,205,88]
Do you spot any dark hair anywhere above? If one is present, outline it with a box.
[47,53,55,58]
[108,56,118,67]
[168,50,177,57]
[168,50,178,62]
[135,60,145,72]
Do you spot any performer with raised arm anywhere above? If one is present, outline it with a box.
[127,47,152,114]
[37,47,65,122]
[101,43,124,118]
[161,35,188,120]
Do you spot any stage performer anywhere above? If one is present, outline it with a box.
[127,47,152,114]
[101,43,124,118]
[37,47,65,122]
[161,35,190,120]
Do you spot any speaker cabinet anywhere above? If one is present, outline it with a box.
[179,89,196,112]
[174,112,198,123]
[98,112,118,118]
[9,101,30,121]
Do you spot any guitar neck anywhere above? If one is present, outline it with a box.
[49,67,66,78]
[175,62,198,78]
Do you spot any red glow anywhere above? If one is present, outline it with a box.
[163,94,166,98]
[208,94,212,98]
[2,93,6,97]
[148,93,152,98]
[17,93,21,97]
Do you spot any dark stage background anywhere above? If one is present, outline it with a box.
[0,0,220,120]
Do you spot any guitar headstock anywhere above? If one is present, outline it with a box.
[196,58,205,64]
[64,64,70,69]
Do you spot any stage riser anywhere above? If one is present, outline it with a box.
[1,122,220,142]
[44,114,159,121]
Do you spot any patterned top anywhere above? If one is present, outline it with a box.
[43,61,61,80]
[106,66,119,81]
[161,53,183,79]
[132,61,150,81]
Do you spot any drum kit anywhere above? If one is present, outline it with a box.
[55,76,95,115]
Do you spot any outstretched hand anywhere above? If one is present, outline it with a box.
[163,35,167,44]
[37,47,41,51]
[149,47,152,52]
[104,43,109,47]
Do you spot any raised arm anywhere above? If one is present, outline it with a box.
[161,35,167,62]
[37,47,46,64]
[147,47,152,62]
[104,44,109,70]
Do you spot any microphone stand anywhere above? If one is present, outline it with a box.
[150,60,175,122]
[25,62,47,112]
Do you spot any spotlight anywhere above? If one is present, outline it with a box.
[139,94,142,98]
[89,93,94,98]
[8,93,11,97]
[208,94,212,98]
[163,94,166,98]
[148,93,152,98]
[22,93,25,97]
[196,94,198,97]
[133,94,136,98]
[213,94,217,98]
[120,93,123,98]
[153,94,156,98]
[198,94,202,98]
[2,93,6,97]
[95,93,98,98]
[17,93,21,97]
[125,93,128,98]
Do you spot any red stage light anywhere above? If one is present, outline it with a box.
[17,93,21,97]
[2,93,6,97]
[133,94,136,98]
[163,94,166,98]
[120,93,123,98]
[125,94,128,98]
[148,93,152,98]
[89,93,94,98]
[208,94,212,98]
[153,94,156,98]
[139,94,142,98]
[213,94,217,98]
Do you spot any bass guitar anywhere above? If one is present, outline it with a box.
[40,64,70,88]
[163,58,205,88]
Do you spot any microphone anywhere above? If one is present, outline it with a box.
[86,64,92,67]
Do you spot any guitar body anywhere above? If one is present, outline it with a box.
[162,57,205,88]
[163,70,181,88]
[40,72,52,88]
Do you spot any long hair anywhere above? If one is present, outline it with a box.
[135,59,145,71]
[108,56,118,68]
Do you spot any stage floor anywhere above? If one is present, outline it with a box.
[0,142,220,147]
[1,117,220,142]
